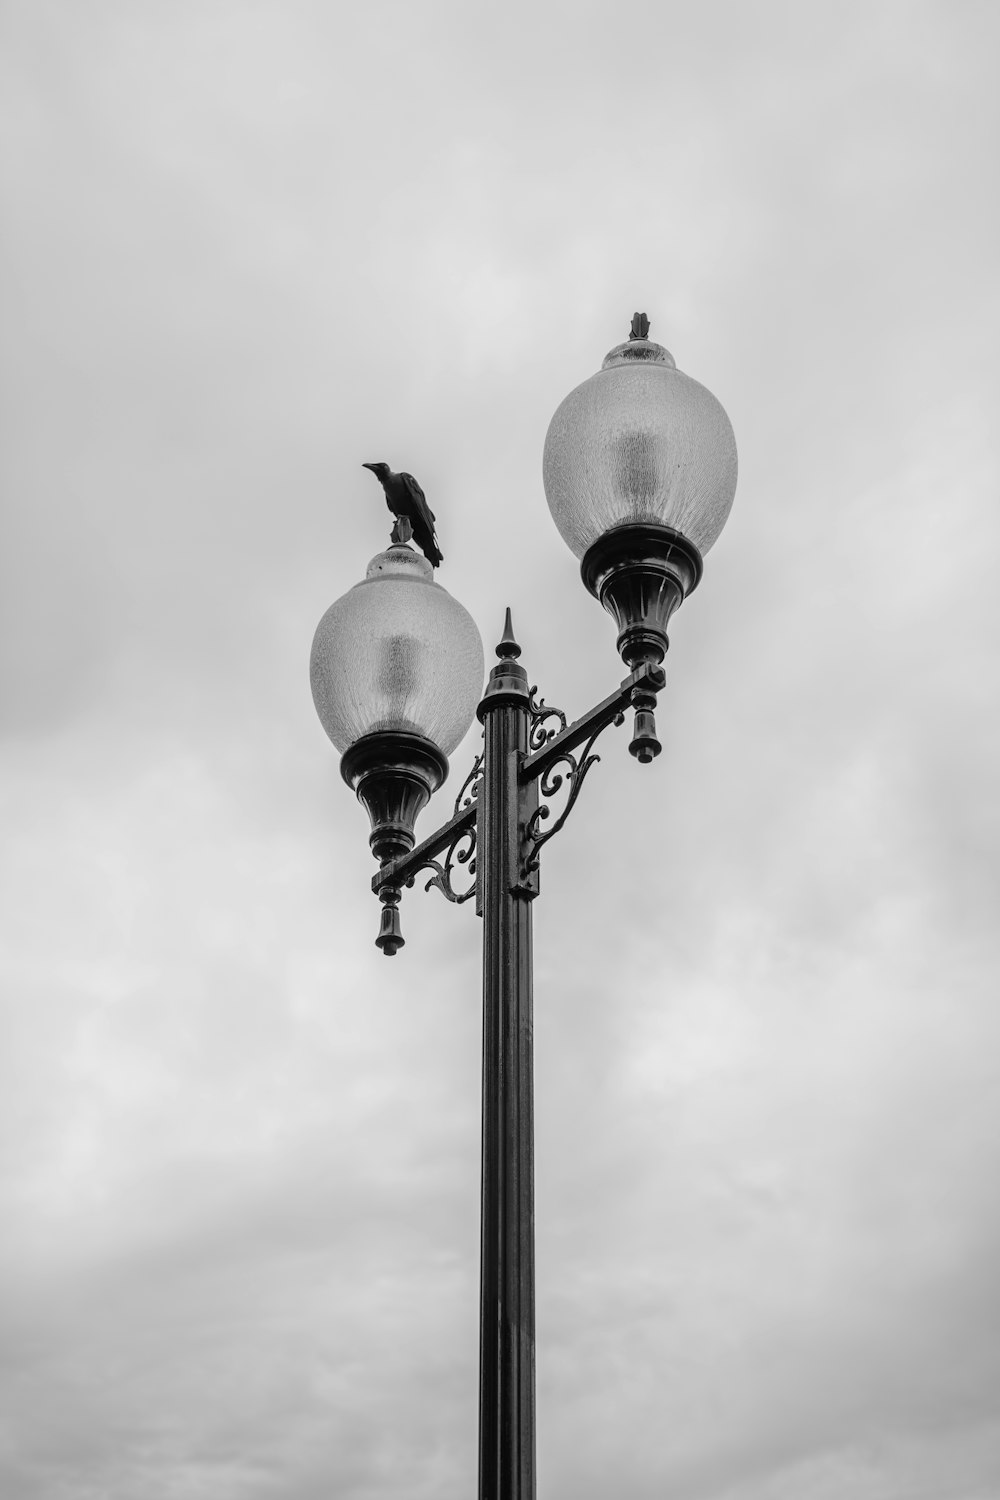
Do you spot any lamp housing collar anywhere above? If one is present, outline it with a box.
[340,730,448,866]
[581,522,703,671]
[601,336,676,370]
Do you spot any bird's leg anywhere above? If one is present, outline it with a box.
[390,515,414,546]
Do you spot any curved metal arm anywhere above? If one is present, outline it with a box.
[521,715,624,876]
[517,660,664,881]
[410,820,478,904]
[409,749,482,903]
[370,743,483,950]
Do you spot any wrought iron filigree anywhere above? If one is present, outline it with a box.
[453,750,484,815]
[406,819,478,904]
[521,711,626,875]
[527,686,568,751]
[395,745,482,906]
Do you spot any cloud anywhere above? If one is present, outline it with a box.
[1,1,998,1496]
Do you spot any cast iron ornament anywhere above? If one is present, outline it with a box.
[408,750,483,907]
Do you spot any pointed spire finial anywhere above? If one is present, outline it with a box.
[496,607,521,660]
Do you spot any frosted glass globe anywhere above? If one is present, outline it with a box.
[543,335,738,559]
[311,546,485,757]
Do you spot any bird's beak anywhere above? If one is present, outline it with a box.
[361,462,376,472]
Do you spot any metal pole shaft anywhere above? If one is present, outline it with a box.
[477,618,536,1500]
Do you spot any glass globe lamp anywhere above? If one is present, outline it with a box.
[543,316,738,694]
[311,544,485,949]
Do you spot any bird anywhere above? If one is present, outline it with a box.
[362,462,444,569]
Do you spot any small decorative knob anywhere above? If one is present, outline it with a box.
[376,889,404,956]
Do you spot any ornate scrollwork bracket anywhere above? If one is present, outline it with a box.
[452,750,484,816]
[527,686,568,751]
[410,822,479,905]
[409,750,483,905]
[520,712,625,878]
[371,742,483,951]
[518,660,665,885]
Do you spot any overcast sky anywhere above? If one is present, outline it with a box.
[2,2,998,1497]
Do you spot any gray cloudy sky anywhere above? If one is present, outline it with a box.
[2,2,998,1497]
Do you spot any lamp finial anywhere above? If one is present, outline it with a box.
[497,607,521,660]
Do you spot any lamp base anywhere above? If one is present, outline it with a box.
[581,524,703,761]
[340,731,449,866]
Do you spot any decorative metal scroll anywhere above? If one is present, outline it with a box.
[402,749,482,905]
[527,686,568,751]
[521,705,626,876]
[409,822,478,904]
[452,750,483,815]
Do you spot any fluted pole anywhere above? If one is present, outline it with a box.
[476,611,536,1500]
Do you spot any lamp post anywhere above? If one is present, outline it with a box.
[311,315,737,1500]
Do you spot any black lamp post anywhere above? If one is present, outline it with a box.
[311,316,737,1500]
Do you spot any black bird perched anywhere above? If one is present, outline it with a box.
[362,462,444,569]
